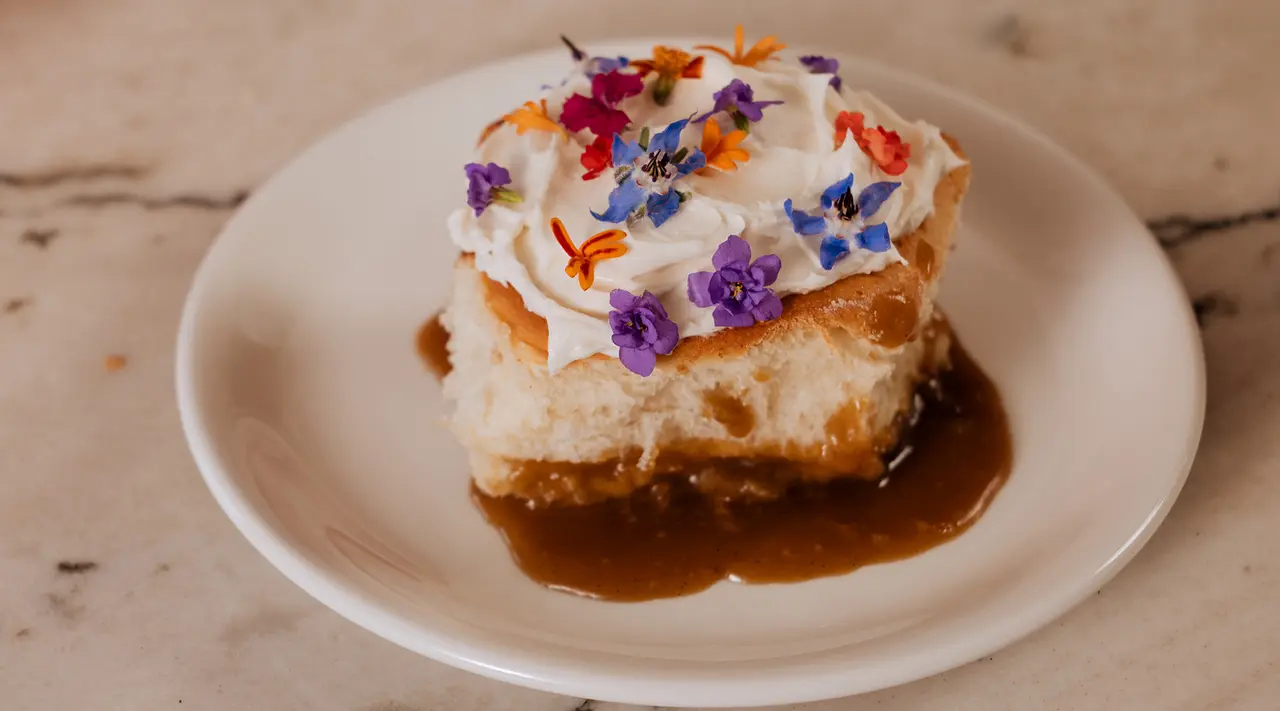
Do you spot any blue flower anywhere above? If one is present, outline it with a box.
[592,118,706,228]
[783,173,900,270]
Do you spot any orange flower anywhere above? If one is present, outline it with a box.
[475,117,506,146]
[696,25,787,67]
[630,46,705,106]
[833,111,911,175]
[550,217,628,290]
[697,119,750,174]
[503,99,567,138]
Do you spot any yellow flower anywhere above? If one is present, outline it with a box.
[696,25,787,67]
[631,46,705,106]
[503,99,567,137]
[697,120,750,174]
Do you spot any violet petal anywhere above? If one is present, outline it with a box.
[712,235,752,270]
[619,346,656,376]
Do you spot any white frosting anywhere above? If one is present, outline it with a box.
[448,53,965,372]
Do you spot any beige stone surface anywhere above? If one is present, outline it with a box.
[1,1,1277,709]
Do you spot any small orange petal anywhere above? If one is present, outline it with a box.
[505,100,566,137]
[682,55,705,79]
[581,229,628,255]
[693,44,735,62]
[476,117,505,147]
[577,261,594,290]
[700,119,722,155]
[630,59,656,77]
[550,217,580,257]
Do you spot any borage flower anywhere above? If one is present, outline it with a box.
[630,46,705,106]
[560,35,629,77]
[503,99,567,138]
[609,289,679,377]
[549,217,628,290]
[695,25,786,67]
[592,118,705,228]
[464,162,522,216]
[697,119,749,174]
[560,70,645,137]
[687,235,782,327]
[693,79,782,132]
[834,111,911,175]
[784,174,900,269]
[799,55,843,91]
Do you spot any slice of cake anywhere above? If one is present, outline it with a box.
[441,30,970,507]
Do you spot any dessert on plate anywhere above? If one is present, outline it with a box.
[441,29,971,508]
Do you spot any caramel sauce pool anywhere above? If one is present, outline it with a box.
[469,342,1012,602]
[416,314,452,379]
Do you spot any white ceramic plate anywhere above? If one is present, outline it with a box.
[177,41,1204,707]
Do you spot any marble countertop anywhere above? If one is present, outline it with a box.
[2,1,1277,709]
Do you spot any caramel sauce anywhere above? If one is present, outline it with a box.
[862,289,921,347]
[474,341,1011,601]
[914,239,939,280]
[416,314,452,379]
[702,388,756,438]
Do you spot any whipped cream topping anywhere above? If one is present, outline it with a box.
[448,51,965,372]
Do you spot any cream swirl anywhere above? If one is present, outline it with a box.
[448,53,965,372]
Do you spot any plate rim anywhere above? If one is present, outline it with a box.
[175,38,1206,707]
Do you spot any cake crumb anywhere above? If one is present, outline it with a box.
[104,354,128,372]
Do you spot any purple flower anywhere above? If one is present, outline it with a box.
[687,236,783,327]
[464,162,521,216]
[560,35,629,77]
[799,55,843,91]
[693,79,783,130]
[608,289,679,376]
[784,173,900,269]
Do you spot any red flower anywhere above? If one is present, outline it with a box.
[560,70,644,137]
[833,111,911,176]
[581,134,613,180]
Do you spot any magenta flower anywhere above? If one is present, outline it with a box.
[464,162,521,216]
[608,289,679,376]
[560,70,644,137]
[799,55,843,91]
[693,79,783,131]
[687,235,783,327]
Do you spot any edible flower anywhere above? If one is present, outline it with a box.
[687,235,782,327]
[697,119,749,174]
[630,46,705,106]
[560,69,645,137]
[695,25,787,67]
[476,117,506,146]
[799,55,843,91]
[784,173,900,269]
[464,162,521,216]
[834,111,911,175]
[560,35,629,77]
[503,99,567,138]
[693,79,782,132]
[609,289,679,376]
[592,118,706,227]
[580,134,613,180]
[550,217,628,290]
